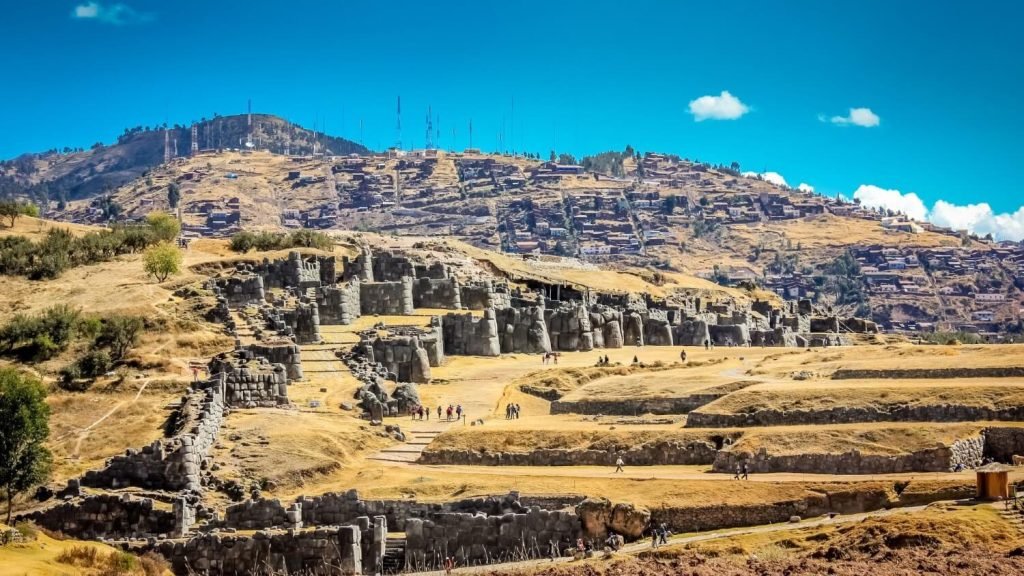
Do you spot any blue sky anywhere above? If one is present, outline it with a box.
[1,1,1022,238]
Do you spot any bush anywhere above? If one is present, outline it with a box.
[0,225,162,279]
[143,242,182,282]
[77,349,112,378]
[228,230,333,253]
[0,305,82,361]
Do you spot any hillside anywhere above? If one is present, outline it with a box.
[0,114,368,206]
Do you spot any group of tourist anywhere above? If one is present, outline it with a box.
[650,523,673,548]
[505,403,522,419]
[408,404,465,422]
[542,352,561,364]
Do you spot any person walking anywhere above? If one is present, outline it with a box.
[456,404,463,420]
[515,403,521,419]
[444,556,454,575]
[733,465,741,480]
[614,456,625,473]
[659,523,670,546]
[437,405,442,420]
[742,462,749,480]
[650,528,659,549]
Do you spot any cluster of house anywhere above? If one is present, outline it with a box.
[180,197,242,237]
[854,245,1023,331]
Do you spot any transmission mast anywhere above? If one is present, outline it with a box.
[245,99,254,149]
[190,124,198,156]
[425,105,434,150]
[395,96,402,150]
[163,128,171,163]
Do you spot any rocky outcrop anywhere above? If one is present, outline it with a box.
[575,497,650,540]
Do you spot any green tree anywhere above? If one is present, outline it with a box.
[0,201,22,227]
[146,212,180,242]
[143,242,182,282]
[0,369,52,523]
[96,316,144,361]
[167,183,181,209]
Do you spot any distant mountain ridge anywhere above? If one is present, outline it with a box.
[0,114,370,206]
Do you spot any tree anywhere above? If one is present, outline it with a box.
[143,242,182,282]
[549,150,556,162]
[0,369,52,523]
[0,201,22,227]
[146,212,180,242]
[167,183,181,209]
[96,316,144,361]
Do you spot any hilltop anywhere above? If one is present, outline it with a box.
[0,114,368,206]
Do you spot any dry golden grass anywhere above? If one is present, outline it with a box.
[725,423,993,456]
[0,523,168,576]
[674,503,1021,558]
[697,382,1024,415]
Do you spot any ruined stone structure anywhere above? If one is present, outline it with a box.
[442,310,501,356]
[413,277,462,309]
[316,281,361,325]
[208,349,291,407]
[20,494,176,540]
[81,383,224,492]
[495,305,551,353]
[360,278,415,316]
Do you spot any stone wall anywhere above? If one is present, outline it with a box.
[495,306,551,354]
[442,310,500,356]
[551,395,722,416]
[145,524,368,576]
[214,274,265,306]
[317,281,361,325]
[589,306,623,349]
[420,439,718,466]
[685,404,1024,428]
[983,427,1024,462]
[404,508,581,570]
[709,323,750,347]
[208,349,290,408]
[18,494,176,540]
[261,299,321,344]
[832,367,1024,379]
[461,281,511,310]
[360,278,414,316]
[247,341,303,381]
[364,335,432,383]
[673,319,711,346]
[413,277,462,309]
[82,384,224,492]
[711,435,984,474]
[546,304,594,351]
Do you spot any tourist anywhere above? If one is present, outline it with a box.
[659,523,670,545]
[444,556,454,574]
[437,405,442,420]
[680,349,687,363]
[604,354,610,365]
[506,403,512,419]
[614,456,624,473]
[632,355,638,364]
[733,465,741,480]
[650,527,658,549]
[424,406,429,421]
[553,353,558,365]
[704,339,710,350]
[515,403,521,419]
[456,405,463,420]
[742,463,749,480]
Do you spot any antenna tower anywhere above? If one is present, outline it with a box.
[425,105,434,150]
[163,128,171,163]
[395,96,402,150]
[245,99,254,148]
[469,119,473,150]
[190,124,198,155]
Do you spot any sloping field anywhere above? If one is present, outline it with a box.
[722,423,992,457]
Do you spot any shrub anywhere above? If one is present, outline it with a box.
[143,242,182,282]
[229,230,333,253]
[77,349,112,378]
[0,305,82,361]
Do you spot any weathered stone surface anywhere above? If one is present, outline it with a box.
[576,497,650,539]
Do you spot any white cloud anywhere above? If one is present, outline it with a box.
[930,201,1024,241]
[742,171,789,188]
[71,2,154,25]
[852,184,928,221]
[689,91,749,121]
[852,184,1024,241]
[825,107,881,128]
[797,183,815,193]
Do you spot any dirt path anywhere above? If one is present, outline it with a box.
[416,504,929,574]
[69,379,150,458]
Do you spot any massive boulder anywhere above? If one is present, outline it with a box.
[576,497,651,540]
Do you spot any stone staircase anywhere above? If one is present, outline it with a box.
[998,502,1024,535]
[368,423,448,464]
[382,537,406,574]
